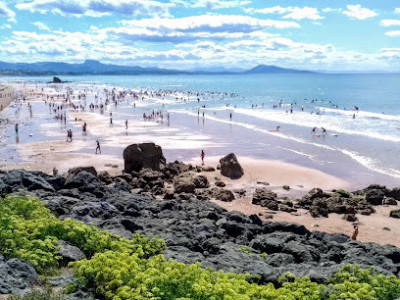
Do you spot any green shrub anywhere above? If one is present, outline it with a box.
[0,194,165,273]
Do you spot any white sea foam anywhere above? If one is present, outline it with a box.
[232,107,400,143]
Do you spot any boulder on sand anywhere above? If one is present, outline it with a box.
[123,143,166,173]
[219,153,244,179]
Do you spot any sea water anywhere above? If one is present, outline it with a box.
[1,73,400,188]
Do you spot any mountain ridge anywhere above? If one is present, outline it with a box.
[0,60,315,75]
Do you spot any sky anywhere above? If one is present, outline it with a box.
[0,0,399,72]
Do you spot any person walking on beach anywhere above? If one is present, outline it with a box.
[351,225,358,241]
[201,150,205,165]
[125,120,128,130]
[82,122,87,135]
[15,123,18,134]
[110,116,113,127]
[95,140,101,154]
[66,129,73,142]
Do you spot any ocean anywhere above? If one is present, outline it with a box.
[1,73,400,188]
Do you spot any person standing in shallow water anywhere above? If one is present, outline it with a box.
[95,140,101,154]
[201,150,205,165]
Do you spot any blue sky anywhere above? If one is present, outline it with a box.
[0,0,399,71]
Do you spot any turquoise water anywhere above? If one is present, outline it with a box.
[1,73,400,187]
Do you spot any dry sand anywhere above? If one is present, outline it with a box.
[2,83,400,249]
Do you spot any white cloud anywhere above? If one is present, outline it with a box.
[0,2,15,22]
[33,21,50,31]
[192,0,251,10]
[381,19,400,27]
[16,0,172,17]
[386,30,400,37]
[343,4,378,20]
[395,8,400,14]
[322,8,343,13]
[247,6,323,21]
[108,15,299,43]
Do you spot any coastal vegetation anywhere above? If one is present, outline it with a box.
[1,193,400,299]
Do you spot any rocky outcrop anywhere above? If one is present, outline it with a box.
[3,166,400,288]
[123,143,166,173]
[219,153,244,179]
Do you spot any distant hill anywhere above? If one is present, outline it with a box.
[0,60,314,75]
[0,60,182,75]
[246,64,314,74]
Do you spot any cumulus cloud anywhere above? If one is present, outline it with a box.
[0,2,16,22]
[192,0,251,10]
[343,4,377,20]
[16,0,172,17]
[33,21,50,31]
[381,19,400,27]
[247,6,323,21]
[386,30,400,37]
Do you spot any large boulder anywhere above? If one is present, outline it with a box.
[173,172,209,194]
[123,143,166,173]
[219,153,244,179]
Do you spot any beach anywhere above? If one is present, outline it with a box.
[0,79,399,249]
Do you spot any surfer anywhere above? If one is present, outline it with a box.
[311,127,317,134]
[321,127,327,134]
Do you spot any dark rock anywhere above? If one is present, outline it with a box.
[173,172,209,194]
[343,214,358,222]
[67,166,98,178]
[0,258,38,294]
[123,143,166,173]
[215,180,226,187]
[250,232,296,253]
[307,188,330,200]
[53,76,62,83]
[252,188,278,210]
[57,240,86,266]
[383,197,397,205]
[249,214,263,226]
[365,189,385,205]
[386,187,400,201]
[214,189,235,202]
[202,166,215,172]
[65,171,101,193]
[219,153,244,179]
[121,219,144,233]
[265,253,295,267]
[3,170,55,192]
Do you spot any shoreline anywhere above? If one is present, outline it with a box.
[0,81,400,249]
